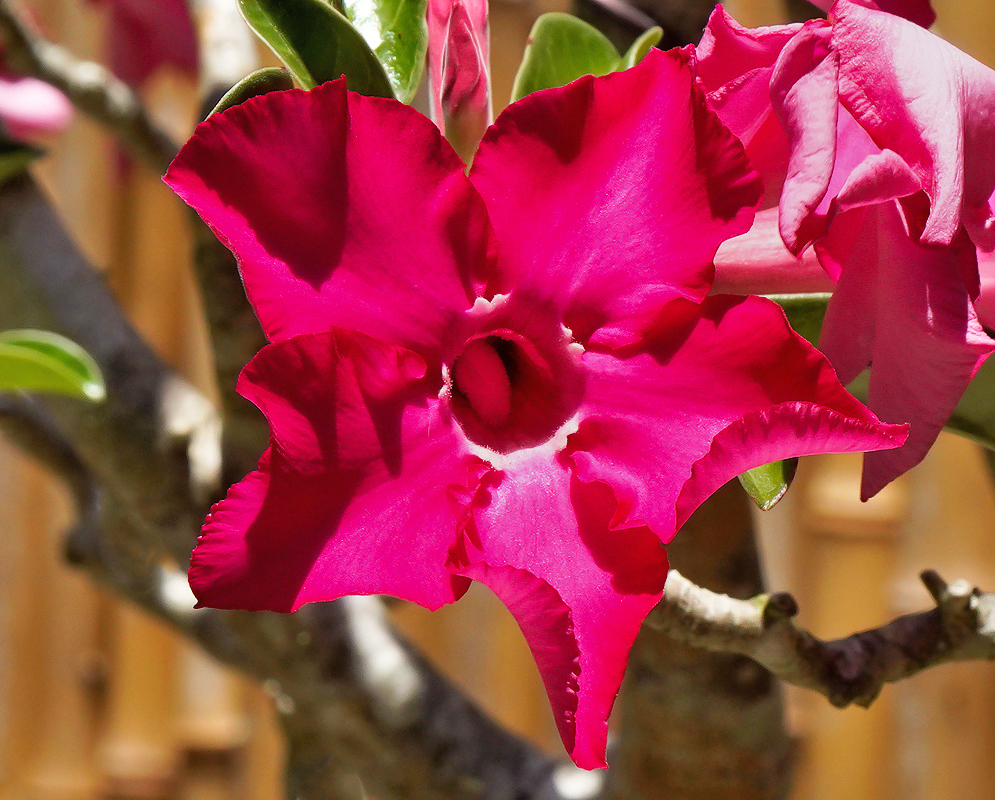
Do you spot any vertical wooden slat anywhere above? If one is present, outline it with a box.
[790,454,910,800]
[0,452,62,795]
[175,648,250,800]
[98,605,179,799]
[721,0,788,27]
[20,485,102,800]
[892,435,995,800]
[239,686,286,800]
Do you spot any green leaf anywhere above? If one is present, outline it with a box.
[945,355,995,450]
[0,139,42,187]
[340,0,428,103]
[511,14,662,102]
[210,67,297,116]
[739,458,798,511]
[740,294,828,509]
[0,330,105,401]
[238,0,394,98]
[620,26,663,69]
[766,293,831,346]
[511,13,623,102]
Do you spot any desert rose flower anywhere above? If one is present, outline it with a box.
[701,0,995,499]
[427,0,491,160]
[165,48,906,768]
[0,73,72,140]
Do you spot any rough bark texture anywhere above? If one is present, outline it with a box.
[606,482,793,800]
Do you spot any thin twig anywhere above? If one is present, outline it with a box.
[652,568,995,707]
[0,0,177,172]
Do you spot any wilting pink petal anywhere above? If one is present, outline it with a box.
[977,248,995,330]
[190,330,474,611]
[713,208,833,294]
[165,80,493,355]
[451,455,668,770]
[833,0,995,249]
[170,49,908,769]
[470,48,762,347]
[91,0,198,87]
[768,22,840,253]
[569,294,906,536]
[427,0,491,157]
[699,1,995,495]
[0,75,72,139]
[818,201,994,497]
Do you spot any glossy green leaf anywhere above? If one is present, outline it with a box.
[511,13,623,102]
[739,458,798,511]
[0,140,42,187]
[340,0,428,103]
[210,67,296,116]
[512,14,662,102]
[620,26,663,69]
[0,330,105,401]
[238,0,394,98]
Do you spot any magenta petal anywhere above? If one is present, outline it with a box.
[818,202,995,498]
[189,331,473,612]
[570,295,907,538]
[165,81,492,354]
[469,48,762,345]
[697,8,802,96]
[450,456,668,769]
[833,1,995,249]
[816,0,936,27]
[696,8,800,208]
[101,0,198,87]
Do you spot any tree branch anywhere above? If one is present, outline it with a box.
[0,172,566,800]
[0,0,177,173]
[653,567,995,708]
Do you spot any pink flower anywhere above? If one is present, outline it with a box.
[165,49,906,768]
[91,0,198,87]
[427,0,491,159]
[701,0,995,498]
[0,74,72,140]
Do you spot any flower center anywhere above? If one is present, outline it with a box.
[448,326,583,454]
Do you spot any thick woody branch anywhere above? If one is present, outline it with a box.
[0,173,564,800]
[653,567,995,708]
[0,0,177,173]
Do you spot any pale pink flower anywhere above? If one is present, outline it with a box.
[165,49,905,768]
[701,0,995,498]
[0,74,72,140]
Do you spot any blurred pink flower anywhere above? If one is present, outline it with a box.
[701,0,995,498]
[165,50,905,768]
[427,0,490,157]
[91,0,198,87]
[0,74,72,140]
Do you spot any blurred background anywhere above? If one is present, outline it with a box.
[2,0,995,797]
